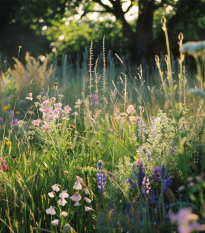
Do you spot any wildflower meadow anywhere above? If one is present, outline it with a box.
[1,17,205,233]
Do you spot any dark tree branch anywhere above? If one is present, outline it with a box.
[80,10,110,18]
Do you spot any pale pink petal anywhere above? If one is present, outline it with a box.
[60,211,68,216]
[85,197,92,204]
[51,219,59,226]
[58,198,67,206]
[74,201,80,206]
[48,192,55,198]
[52,184,60,192]
[59,191,69,199]
[84,188,89,195]
[46,206,56,215]
[85,206,93,212]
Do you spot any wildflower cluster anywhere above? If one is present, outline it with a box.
[46,176,93,228]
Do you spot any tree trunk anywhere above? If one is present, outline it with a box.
[135,0,155,62]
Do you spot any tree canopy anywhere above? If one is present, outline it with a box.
[2,0,205,62]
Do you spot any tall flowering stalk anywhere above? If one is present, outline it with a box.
[96,160,106,193]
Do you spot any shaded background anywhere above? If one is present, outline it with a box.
[0,0,205,66]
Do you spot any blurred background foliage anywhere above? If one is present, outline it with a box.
[0,0,205,66]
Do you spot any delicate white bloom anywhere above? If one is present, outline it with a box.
[76,176,83,183]
[59,191,69,199]
[84,188,89,195]
[51,219,59,226]
[52,184,60,192]
[85,206,93,212]
[46,206,56,215]
[48,192,55,198]
[60,211,68,216]
[74,201,80,206]
[64,171,68,174]
[73,182,82,190]
[58,198,67,206]
[84,197,92,204]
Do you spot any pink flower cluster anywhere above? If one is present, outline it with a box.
[169,208,202,233]
[0,158,9,172]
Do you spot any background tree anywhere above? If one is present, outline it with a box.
[2,0,205,64]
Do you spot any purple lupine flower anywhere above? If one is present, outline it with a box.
[0,117,3,123]
[142,176,150,195]
[152,166,161,181]
[160,164,165,179]
[92,93,99,105]
[125,203,132,218]
[96,160,106,193]
[138,164,143,188]
[163,174,172,193]
[127,178,136,191]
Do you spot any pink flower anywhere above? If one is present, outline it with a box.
[85,197,92,204]
[58,198,67,206]
[64,105,72,114]
[70,192,81,202]
[59,191,69,199]
[51,219,59,226]
[84,188,89,195]
[126,105,136,114]
[85,206,93,212]
[54,103,62,108]
[74,201,80,206]
[60,211,68,216]
[32,119,42,126]
[48,192,55,198]
[52,184,60,192]
[41,124,49,131]
[46,206,56,215]
[75,99,83,105]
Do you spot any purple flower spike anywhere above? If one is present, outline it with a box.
[96,160,106,193]
[160,164,165,179]
[138,165,143,188]
[92,93,99,105]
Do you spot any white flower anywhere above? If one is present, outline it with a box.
[59,191,69,199]
[85,206,93,212]
[73,182,82,190]
[51,219,59,226]
[48,192,55,198]
[84,197,92,204]
[58,198,67,206]
[74,201,80,206]
[46,206,56,215]
[60,211,68,216]
[52,184,60,192]
[84,188,89,195]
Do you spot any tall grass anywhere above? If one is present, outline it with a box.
[1,16,205,233]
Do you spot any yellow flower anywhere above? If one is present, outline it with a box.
[16,111,20,115]
[3,104,11,113]
[6,142,12,146]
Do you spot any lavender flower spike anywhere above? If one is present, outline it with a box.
[138,165,143,188]
[96,160,106,193]
[160,164,165,179]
